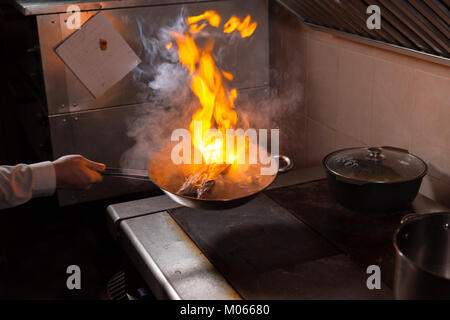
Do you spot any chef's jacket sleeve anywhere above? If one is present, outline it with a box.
[0,161,56,210]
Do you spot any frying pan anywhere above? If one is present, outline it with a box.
[103,150,292,210]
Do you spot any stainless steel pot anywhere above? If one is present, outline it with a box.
[393,212,450,300]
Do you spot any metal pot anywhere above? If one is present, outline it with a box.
[393,212,450,300]
[323,146,428,212]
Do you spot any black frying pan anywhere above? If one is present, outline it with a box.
[104,152,292,210]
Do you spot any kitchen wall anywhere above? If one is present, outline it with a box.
[274,5,450,207]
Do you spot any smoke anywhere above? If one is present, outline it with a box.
[120,7,304,170]
[120,10,193,169]
[237,85,304,132]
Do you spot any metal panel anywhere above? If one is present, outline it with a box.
[376,0,448,55]
[409,0,450,39]
[344,0,403,45]
[37,0,269,115]
[49,102,156,205]
[365,0,433,52]
[107,195,181,235]
[424,0,450,24]
[49,104,139,165]
[13,0,227,16]
[276,0,450,62]
[120,213,241,300]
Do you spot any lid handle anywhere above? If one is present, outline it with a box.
[367,147,386,161]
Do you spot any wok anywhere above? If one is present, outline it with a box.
[104,148,292,210]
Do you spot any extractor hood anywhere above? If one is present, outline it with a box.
[276,0,450,65]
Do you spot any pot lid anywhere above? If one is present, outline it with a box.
[324,147,427,183]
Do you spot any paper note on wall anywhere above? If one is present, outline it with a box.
[55,12,141,98]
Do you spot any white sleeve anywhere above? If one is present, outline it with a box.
[0,161,56,210]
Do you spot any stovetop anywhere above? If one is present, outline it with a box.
[107,167,448,300]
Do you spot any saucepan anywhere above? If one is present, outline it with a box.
[323,146,427,212]
[393,212,450,299]
[104,146,292,210]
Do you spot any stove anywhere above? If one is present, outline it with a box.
[107,167,448,300]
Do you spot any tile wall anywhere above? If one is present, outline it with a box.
[274,5,450,206]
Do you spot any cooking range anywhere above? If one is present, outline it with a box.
[107,167,448,300]
[6,0,449,300]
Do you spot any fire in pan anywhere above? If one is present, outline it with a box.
[104,10,292,210]
[104,145,292,210]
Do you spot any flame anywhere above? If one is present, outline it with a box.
[171,32,199,75]
[187,10,221,28]
[224,15,258,38]
[222,70,234,81]
[189,23,207,33]
[171,11,257,165]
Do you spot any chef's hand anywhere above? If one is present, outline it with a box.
[53,155,106,190]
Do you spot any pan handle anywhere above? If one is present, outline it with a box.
[275,155,294,173]
[103,167,149,181]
